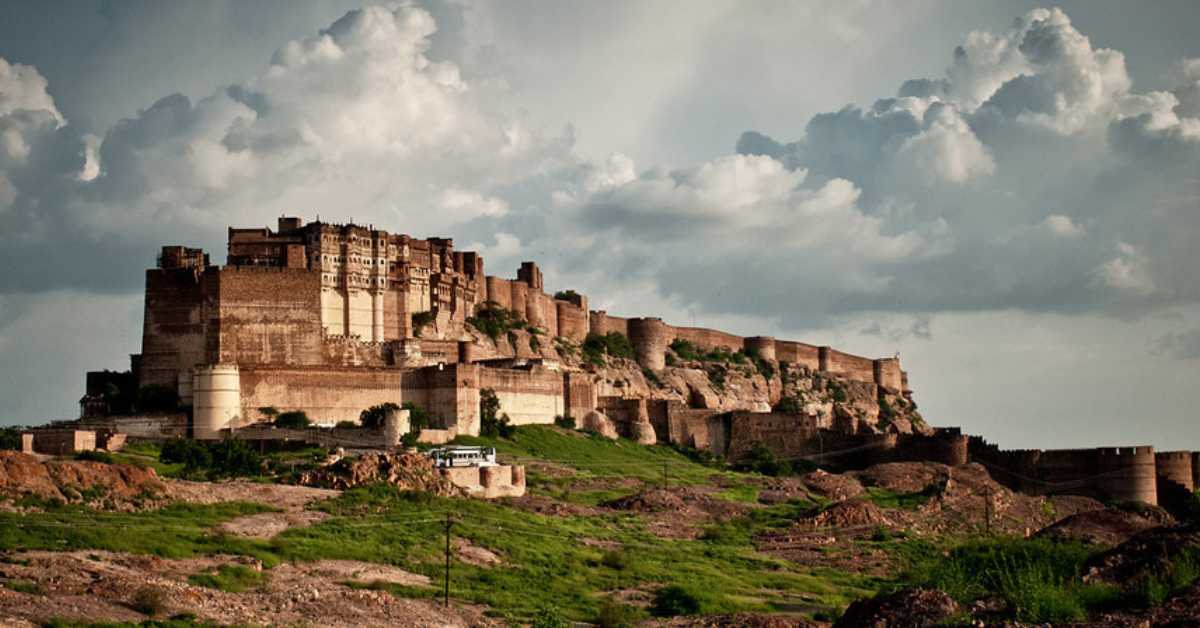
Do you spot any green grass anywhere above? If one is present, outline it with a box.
[272,485,878,622]
[2,578,41,594]
[455,425,727,486]
[188,564,270,592]
[900,537,1120,623]
[0,501,278,564]
[862,487,932,511]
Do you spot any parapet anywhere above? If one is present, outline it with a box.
[744,336,776,362]
[627,317,671,371]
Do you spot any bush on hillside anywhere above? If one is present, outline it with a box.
[479,388,514,438]
[274,411,310,429]
[360,402,401,429]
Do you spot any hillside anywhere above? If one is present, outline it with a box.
[2,428,1199,626]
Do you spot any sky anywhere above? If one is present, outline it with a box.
[0,1,1196,450]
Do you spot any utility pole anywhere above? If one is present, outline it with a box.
[984,488,992,536]
[443,512,452,608]
[662,461,668,490]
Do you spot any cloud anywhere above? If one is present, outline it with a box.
[1040,214,1086,239]
[0,5,577,296]
[1096,242,1155,295]
[1153,327,1200,361]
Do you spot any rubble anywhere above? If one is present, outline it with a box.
[0,451,166,511]
[297,451,457,494]
[833,588,960,628]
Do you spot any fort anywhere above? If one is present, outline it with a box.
[72,216,1198,507]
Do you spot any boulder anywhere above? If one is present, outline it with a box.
[581,411,619,440]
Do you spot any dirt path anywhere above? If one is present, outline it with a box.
[0,550,496,627]
[165,479,341,539]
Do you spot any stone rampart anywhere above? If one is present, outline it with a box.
[744,336,776,362]
[140,267,207,389]
[968,437,1159,505]
[588,311,629,337]
[628,317,671,371]
[555,300,589,342]
[775,341,822,371]
[237,366,402,427]
[210,267,325,367]
[670,325,744,353]
[824,349,876,383]
[1156,450,1195,492]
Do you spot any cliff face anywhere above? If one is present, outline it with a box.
[471,328,927,436]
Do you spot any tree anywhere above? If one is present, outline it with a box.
[258,406,279,420]
[479,388,513,438]
[274,411,310,429]
[360,402,401,429]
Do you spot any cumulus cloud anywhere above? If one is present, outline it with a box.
[1153,327,1200,361]
[0,5,578,296]
[726,7,1197,325]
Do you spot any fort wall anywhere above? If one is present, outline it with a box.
[824,349,876,383]
[1156,451,1195,492]
[589,311,629,337]
[628,318,671,371]
[775,341,822,371]
[478,365,565,426]
[670,326,744,353]
[968,437,1160,505]
[555,300,589,342]
[140,268,207,389]
[744,336,776,362]
[236,366,401,428]
[209,267,325,366]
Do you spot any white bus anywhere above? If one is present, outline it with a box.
[427,446,498,468]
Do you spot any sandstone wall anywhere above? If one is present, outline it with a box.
[563,372,597,419]
[238,366,402,426]
[873,358,903,391]
[478,366,564,426]
[210,268,325,367]
[589,311,629,337]
[824,349,876,383]
[969,437,1159,505]
[555,300,589,342]
[670,325,744,353]
[1156,451,1195,492]
[140,268,207,388]
[775,341,822,371]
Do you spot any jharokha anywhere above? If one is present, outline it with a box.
[76,217,1199,507]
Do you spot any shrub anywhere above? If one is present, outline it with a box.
[411,310,436,337]
[601,549,629,570]
[642,367,662,387]
[335,420,357,429]
[479,389,514,438]
[554,414,576,430]
[188,564,269,592]
[75,450,115,464]
[160,438,213,469]
[206,439,262,478]
[360,402,401,429]
[582,331,635,365]
[596,598,640,628]
[402,402,432,432]
[135,385,179,413]
[160,438,261,479]
[732,442,794,477]
[773,395,803,414]
[553,289,580,301]
[651,585,703,617]
[130,585,167,616]
[274,411,310,429]
[468,302,525,340]
[829,384,848,403]
[258,406,279,419]
[0,427,25,451]
[531,605,570,628]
